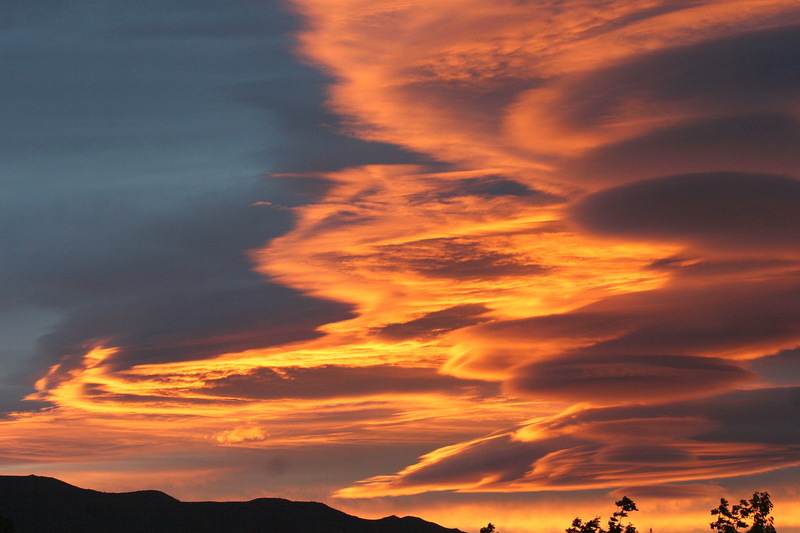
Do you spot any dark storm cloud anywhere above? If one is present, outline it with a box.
[565,113,800,185]
[572,172,800,251]
[506,354,752,404]
[204,365,498,400]
[375,304,491,341]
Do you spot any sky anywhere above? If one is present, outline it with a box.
[2,1,800,532]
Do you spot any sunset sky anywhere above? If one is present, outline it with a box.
[2,1,800,532]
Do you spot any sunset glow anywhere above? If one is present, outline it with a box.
[2,1,800,532]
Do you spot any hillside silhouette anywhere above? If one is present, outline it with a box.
[0,475,464,533]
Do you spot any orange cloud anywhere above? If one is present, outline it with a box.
[5,3,800,531]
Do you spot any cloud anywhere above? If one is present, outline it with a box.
[572,172,800,252]
[230,79,434,173]
[564,113,800,185]
[411,252,547,281]
[338,387,800,497]
[0,0,64,31]
[36,283,354,374]
[509,24,800,159]
[610,483,725,500]
[113,1,298,40]
[374,304,491,341]
[12,183,357,384]
[579,275,800,366]
[6,0,800,518]
[747,348,800,386]
[0,0,377,402]
[430,177,564,203]
[506,354,752,405]
[374,239,551,281]
[204,365,498,400]
[644,257,795,280]
[445,275,800,385]
[214,425,268,445]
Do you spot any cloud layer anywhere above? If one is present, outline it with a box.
[3,2,800,531]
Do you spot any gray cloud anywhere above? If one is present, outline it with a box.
[572,172,800,251]
[645,257,796,279]
[3,177,355,382]
[451,275,800,386]
[548,387,800,447]
[579,278,800,359]
[423,176,566,204]
[231,79,435,173]
[38,284,353,371]
[747,348,800,386]
[506,354,752,404]
[565,113,800,185]
[559,24,800,131]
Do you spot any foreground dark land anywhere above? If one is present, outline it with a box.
[0,475,464,533]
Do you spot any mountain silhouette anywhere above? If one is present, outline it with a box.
[0,475,465,533]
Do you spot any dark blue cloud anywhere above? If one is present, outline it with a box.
[0,0,424,409]
[230,79,434,173]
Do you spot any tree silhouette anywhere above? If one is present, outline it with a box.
[711,492,776,533]
[566,497,639,533]
[566,516,604,533]
[480,523,497,533]
[608,496,638,533]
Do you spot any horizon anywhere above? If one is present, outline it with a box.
[1,2,800,533]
